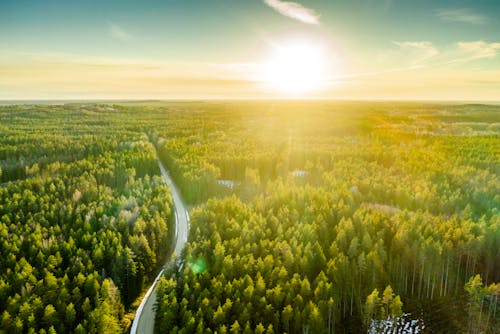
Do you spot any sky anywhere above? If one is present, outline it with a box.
[1,0,500,100]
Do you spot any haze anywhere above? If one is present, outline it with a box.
[1,0,500,100]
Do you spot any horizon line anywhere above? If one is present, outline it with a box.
[1,98,500,105]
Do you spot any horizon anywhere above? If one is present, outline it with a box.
[1,98,500,105]
[1,0,500,100]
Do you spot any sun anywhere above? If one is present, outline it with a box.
[260,40,328,96]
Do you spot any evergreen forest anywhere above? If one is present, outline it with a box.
[0,101,498,333]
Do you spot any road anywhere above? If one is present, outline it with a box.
[130,156,189,334]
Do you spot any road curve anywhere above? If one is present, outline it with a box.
[130,156,190,334]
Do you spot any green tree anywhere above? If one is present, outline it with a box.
[43,305,57,328]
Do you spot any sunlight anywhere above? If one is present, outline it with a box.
[260,40,329,95]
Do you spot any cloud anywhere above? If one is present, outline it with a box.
[457,41,500,60]
[393,41,439,63]
[436,9,487,24]
[107,21,133,41]
[263,0,320,25]
[372,39,500,76]
[0,49,261,99]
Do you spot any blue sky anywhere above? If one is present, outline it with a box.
[1,0,500,99]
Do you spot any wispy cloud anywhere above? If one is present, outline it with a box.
[0,50,258,99]
[436,9,487,24]
[457,41,500,60]
[371,39,500,80]
[393,41,439,64]
[107,21,133,41]
[263,0,320,25]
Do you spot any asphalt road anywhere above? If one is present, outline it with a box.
[130,156,189,334]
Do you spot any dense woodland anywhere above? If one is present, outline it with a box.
[0,105,173,333]
[0,102,499,333]
[152,102,499,333]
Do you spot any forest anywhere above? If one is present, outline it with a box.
[0,101,499,333]
[0,105,173,333]
[152,102,499,333]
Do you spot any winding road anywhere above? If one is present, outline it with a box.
[130,156,189,334]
